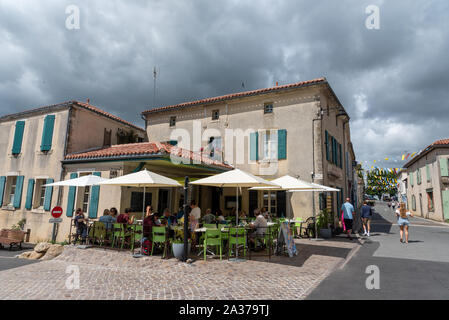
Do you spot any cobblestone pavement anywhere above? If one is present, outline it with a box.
[0,239,358,300]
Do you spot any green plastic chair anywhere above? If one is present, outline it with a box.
[228,227,247,259]
[111,223,124,249]
[203,229,223,261]
[204,224,217,229]
[151,226,168,258]
[131,225,143,252]
[293,217,304,238]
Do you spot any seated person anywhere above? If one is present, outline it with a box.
[73,208,88,244]
[109,207,118,219]
[202,209,216,224]
[249,209,268,247]
[116,208,135,224]
[216,209,226,224]
[239,210,247,220]
[143,212,161,238]
[161,208,177,227]
[99,209,116,230]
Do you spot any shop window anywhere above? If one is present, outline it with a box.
[263,191,277,215]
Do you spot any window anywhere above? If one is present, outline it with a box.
[110,170,118,179]
[411,195,416,211]
[417,169,422,185]
[261,130,277,161]
[169,116,176,127]
[212,109,220,120]
[426,164,431,182]
[263,191,277,215]
[8,176,17,206]
[264,104,273,114]
[103,129,112,147]
[427,191,434,212]
[33,179,47,209]
[207,137,222,161]
[82,186,90,213]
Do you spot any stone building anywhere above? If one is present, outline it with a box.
[0,101,147,242]
[141,77,359,222]
[403,139,449,222]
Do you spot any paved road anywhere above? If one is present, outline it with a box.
[307,201,449,300]
[0,244,38,271]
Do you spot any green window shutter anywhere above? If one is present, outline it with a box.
[416,170,420,185]
[43,178,54,211]
[442,190,449,221]
[41,115,55,152]
[66,173,78,217]
[12,121,25,155]
[333,138,337,164]
[412,195,416,211]
[410,172,413,187]
[325,131,329,161]
[88,172,101,219]
[440,158,449,177]
[250,132,259,161]
[0,176,6,207]
[426,164,431,182]
[25,179,35,210]
[13,176,24,208]
[278,129,287,160]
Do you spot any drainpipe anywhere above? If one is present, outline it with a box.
[312,101,324,238]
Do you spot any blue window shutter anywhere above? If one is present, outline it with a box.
[13,176,24,208]
[25,179,35,210]
[250,132,259,161]
[43,178,54,211]
[0,176,6,207]
[278,129,287,160]
[325,131,329,161]
[12,121,25,155]
[41,115,55,152]
[66,173,78,217]
[88,172,101,219]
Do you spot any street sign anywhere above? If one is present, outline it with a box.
[51,206,63,218]
[49,218,63,223]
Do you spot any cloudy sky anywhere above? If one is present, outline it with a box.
[1,0,448,169]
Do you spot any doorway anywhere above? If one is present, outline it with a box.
[158,189,171,213]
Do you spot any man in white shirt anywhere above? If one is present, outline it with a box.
[190,200,201,222]
[249,209,268,249]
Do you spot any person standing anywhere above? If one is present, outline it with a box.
[396,203,413,243]
[341,198,356,240]
[361,201,373,237]
[73,208,88,244]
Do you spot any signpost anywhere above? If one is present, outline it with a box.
[50,206,63,243]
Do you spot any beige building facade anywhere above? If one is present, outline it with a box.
[0,101,147,243]
[142,78,359,222]
[404,139,449,222]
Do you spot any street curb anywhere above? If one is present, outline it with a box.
[338,238,364,270]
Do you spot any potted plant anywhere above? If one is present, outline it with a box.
[317,209,332,239]
[171,227,191,260]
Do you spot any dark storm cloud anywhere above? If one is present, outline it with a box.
[1,0,448,169]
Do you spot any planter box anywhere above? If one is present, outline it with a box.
[319,228,332,239]
[172,242,191,260]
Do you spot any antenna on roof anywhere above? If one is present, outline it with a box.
[153,66,158,107]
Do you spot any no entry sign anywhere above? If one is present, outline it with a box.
[51,206,63,218]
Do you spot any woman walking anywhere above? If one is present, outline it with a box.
[396,203,413,243]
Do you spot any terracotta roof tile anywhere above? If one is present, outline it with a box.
[142,77,327,114]
[64,141,232,169]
